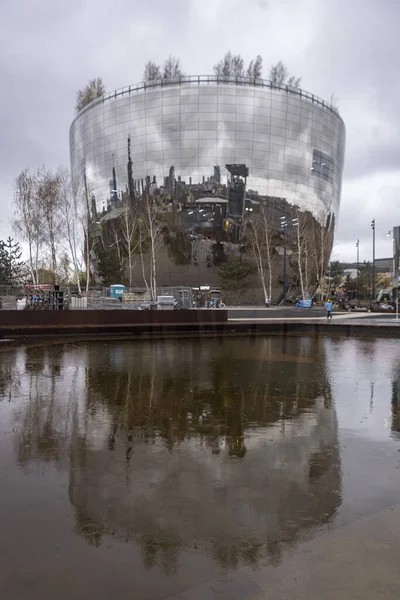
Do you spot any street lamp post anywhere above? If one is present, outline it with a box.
[371,219,375,301]
[280,215,287,305]
[356,239,359,296]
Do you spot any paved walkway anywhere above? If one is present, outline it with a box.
[229,311,400,324]
[166,501,400,599]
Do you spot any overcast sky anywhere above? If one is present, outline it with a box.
[1,0,399,262]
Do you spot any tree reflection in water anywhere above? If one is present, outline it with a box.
[9,337,342,575]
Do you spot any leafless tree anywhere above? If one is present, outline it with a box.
[138,220,150,297]
[311,210,332,301]
[57,252,72,285]
[76,78,105,112]
[213,52,245,77]
[329,93,339,110]
[269,61,288,85]
[35,167,62,284]
[293,210,310,301]
[232,55,245,77]
[213,51,231,76]
[246,55,263,79]
[247,204,274,302]
[73,169,95,291]
[13,168,43,285]
[269,62,301,88]
[287,75,301,89]
[119,200,139,288]
[143,61,162,82]
[109,220,122,266]
[82,169,93,292]
[139,193,166,300]
[163,56,184,79]
[57,167,83,292]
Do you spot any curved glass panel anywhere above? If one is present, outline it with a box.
[70,78,345,288]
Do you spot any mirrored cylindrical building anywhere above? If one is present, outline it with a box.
[70,76,345,216]
[69,76,345,299]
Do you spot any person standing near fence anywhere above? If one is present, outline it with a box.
[325,299,333,320]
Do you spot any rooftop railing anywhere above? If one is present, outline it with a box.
[72,75,343,126]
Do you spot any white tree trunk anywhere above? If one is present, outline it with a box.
[85,223,90,293]
[27,240,37,286]
[146,200,158,301]
[139,228,150,295]
[296,224,305,301]
[255,240,267,301]
[264,219,272,302]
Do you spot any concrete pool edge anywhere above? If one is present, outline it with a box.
[0,318,399,343]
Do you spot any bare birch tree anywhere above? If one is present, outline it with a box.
[143,60,161,81]
[293,210,308,301]
[213,52,245,77]
[140,193,165,300]
[246,55,263,79]
[58,167,83,292]
[13,168,43,285]
[81,169,93,292]
[247,204,274,302]
[119,200,139,288]
[287,75,301,89]
[269,61,301,88]
[36,167,62,284]
[163,56,184,79]
[138,221,150,297]
[311,211,332,301]
[109,219,122,265]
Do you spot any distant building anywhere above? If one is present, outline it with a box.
[343,268,358,279]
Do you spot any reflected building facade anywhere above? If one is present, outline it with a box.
[69,76,346,297]
[393,226,400,289]
[8,338,342,574]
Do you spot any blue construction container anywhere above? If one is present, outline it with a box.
[110,284,125,299]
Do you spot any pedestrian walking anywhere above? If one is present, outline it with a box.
[325,299,333,320]
[265,297,271,309]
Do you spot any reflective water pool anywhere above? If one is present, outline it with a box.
[1,335,400,599]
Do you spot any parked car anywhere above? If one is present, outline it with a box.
[295,299,312,309]
[378,303,394,311]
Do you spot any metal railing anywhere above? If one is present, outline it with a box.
[72,74,343,127]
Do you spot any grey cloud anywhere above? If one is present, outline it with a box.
[299,0,400,180]
[1,0,400,261]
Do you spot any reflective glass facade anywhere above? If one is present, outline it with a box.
[69,76,345,223]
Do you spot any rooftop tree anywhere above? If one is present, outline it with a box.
[214,53,264,79]
[163,56,185,79]
[213,52,245,77]
[269,61,301,88]
[76,77,105,112]
[246,55,263,79]
[143,57,185,82]
[143,60,162,81]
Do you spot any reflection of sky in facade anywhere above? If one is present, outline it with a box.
[69,79,345,220]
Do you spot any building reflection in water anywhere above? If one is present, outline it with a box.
[11,338,342,574]
[391,361,400,440]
